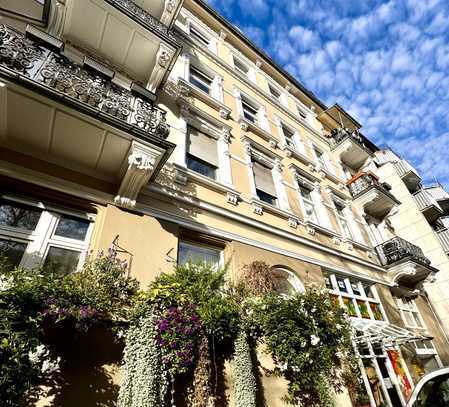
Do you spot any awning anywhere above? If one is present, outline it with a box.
[350,318,430,347]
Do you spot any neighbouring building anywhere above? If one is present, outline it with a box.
[0,1,448,406]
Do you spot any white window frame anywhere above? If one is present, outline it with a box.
[396,297,426,330]
[232,54,257,83]
[267,81,288,107]
[177,105,234,188]
[334,200,353,240]
[234,89,271,134]
[0,195,94,272]
[298,185,318,224]
[186,19,218,54]
[272,267,305,297]
[177,239,224,269]
[327,273,387,322]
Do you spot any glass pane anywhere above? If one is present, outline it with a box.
[54,215,90,240]
[357,300,370,319]
[370,302,383,320]
[0,199,42,231]
[403,311,415,326]
[343,297,357,316]
[336,277,348,293]
[273,275,296,296]
[413,312,424,328]
[178,241,221,267]
[44,246,80,275]
[363,284,375,298]
[256,189,277,206]
[187,154,217,179]
[351,282,361,295]
[0,238,26,268]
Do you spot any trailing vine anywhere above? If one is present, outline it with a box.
[233,330,257,407]
[117,313,168,407]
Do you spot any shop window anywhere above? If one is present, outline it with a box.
[178,240,222,267]
[0,197,93,273]
[186,125,218,180]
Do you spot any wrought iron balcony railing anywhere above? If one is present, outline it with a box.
[375,237,431,267]
[0,25,170,142]
[347,172,394,199]
[329,127,370,151]
[103,0,178,43]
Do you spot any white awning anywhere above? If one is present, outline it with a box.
[350,318,430,347]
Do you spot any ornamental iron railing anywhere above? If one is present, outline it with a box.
[375,237,431,267]
[104,0,178,44]
[347,172,394,199]
[0,25,170,141]
[329,127,371,152]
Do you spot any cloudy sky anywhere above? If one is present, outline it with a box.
[207,0,449,189]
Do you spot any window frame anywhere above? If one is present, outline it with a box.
[188,23,211,48]
[333,200,354,240]
[232,55,251,78]
[251,156,278,207]
[0,196,94,272]
[188,64,214,95]
[396,297,426,329]
[298,186,318,224]
[241,96,260,125]
[177,238,224,268]
[326,273,386,321]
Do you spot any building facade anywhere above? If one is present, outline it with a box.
[0,1,448,406]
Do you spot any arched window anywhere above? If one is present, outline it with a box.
[271,268,305,296]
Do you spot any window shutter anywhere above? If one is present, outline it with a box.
[253,161,277,197]
[187,126,218,167]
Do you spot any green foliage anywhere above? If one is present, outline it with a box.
[117,314,168,407]
[0,249,139,405]
[252,289,354,406]
[147,263,240,344]
[233,330,257,407]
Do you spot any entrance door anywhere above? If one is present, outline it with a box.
[377,357,402,407]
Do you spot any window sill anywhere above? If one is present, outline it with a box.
[316,164,346,186]
[177,78,231,119]
[249,197,300,228]
[238,116,278,148]
[283,144,316,167]
[173,164,241,205]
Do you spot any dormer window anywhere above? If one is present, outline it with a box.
[189,65,213,95]
[189,24,210,47]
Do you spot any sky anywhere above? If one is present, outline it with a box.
[207,0,449,190]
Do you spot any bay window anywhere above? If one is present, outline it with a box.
[0,197,93,273]
[186,125,218,180]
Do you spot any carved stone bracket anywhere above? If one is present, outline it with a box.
[160,0,179,26]
[147,43,173,92]
[115,141,162,208]
[252,202,263,215]
[226,192,239,206]
[288,217,299,229]
[306,225,316,235]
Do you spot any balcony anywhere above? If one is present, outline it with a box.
[425,185,449,215]
[376,237,437,288]
[395,159,421,191]
[0,25,175,208]
[347,172,400,219]
[436,229,449,254]
[46,0,182,92]
[413,189,443,223]
[328,128,373,170]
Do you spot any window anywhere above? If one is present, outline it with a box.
[299,187,318,223]
[233,57,250,77]
[0,198,92,273]
[189,24,210,47]
[268,83,282,102]
[397,297,425,329]
[189,65,213,95]
[327,273,384,321]
[334,201,353,239]
[241,97,259,125]
[272,268,305,297]
[296,104,307,120]
[281,124,296,149]
[314,147,327,170]
[178,240,221,267]
[253,160,277,206]
[186,126,218,180]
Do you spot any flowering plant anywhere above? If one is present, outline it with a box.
[155,305,202,375]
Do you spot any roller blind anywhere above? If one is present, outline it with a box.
[187,126,218,167]
[253,161,277,197]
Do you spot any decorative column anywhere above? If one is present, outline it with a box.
[115,141,163,208]
[242,141,258,199]
[272,159,291,212]
[147,44,173,92]
[311,183,332,230]
[48,0,67,37]
[218,129,233,187]
[160,0,179,26]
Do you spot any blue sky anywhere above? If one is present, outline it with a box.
[207,0,449,189]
